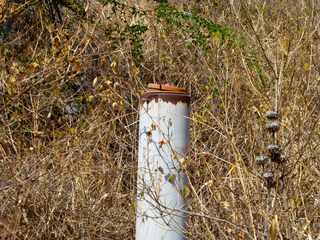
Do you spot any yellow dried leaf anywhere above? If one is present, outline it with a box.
[221,201,230,210]
[112,102,118,108]
[132,66,140,77]
[27,62,40,72]
[92,77,98,87]
[87,95,94,103]
[270,214,279,240]
[227,164,236,176]
[303,63,310,71]
[111,60,117,69]
[9,76,16,83]
[106,80,112,86]
[178,157,186,165]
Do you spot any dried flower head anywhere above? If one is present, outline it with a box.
[263,171,275,188]
[267,144,282,163]
[266,111,279,120]
[266,121,280,133]
[255,155,269,165]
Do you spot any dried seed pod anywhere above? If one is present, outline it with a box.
[266,111,279,120]
[280,154,286,163]
[255,155,269,165]
[267,144,280,152]
[266,121,280,133]
[263,171,273,179]
[267,144,282,163]
[263,171,275,188]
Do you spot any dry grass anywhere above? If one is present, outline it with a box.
[0,0,319,239]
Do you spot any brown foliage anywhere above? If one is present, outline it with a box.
[0,1,319,239]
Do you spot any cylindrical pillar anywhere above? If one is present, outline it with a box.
[136,84,190,240]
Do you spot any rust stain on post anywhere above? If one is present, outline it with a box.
[141,84,190,104]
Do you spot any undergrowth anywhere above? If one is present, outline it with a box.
[0,0,319,239]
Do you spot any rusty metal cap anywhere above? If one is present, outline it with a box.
[147,83,188,94]
[141,83,190,104]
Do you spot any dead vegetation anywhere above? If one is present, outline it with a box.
[0,0,319,239]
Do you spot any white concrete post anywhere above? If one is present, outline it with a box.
[136,84,190,240]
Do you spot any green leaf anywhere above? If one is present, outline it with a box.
[182,186,191,198]
[166,174,176,184]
